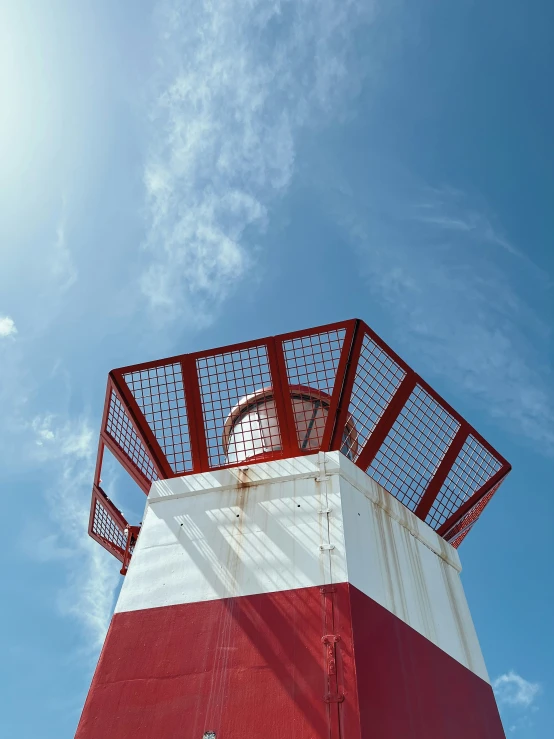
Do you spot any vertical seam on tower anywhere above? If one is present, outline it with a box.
[319,453,344,739]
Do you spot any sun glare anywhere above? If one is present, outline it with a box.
[0,7,61,189]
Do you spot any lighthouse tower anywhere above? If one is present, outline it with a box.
[77,319,510,738]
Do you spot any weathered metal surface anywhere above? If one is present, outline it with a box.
[76,452,505,739]
[115,452,486,682]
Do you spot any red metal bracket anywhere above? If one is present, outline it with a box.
[180,355,210,471]
[322,634,341,676]
[322,634,345,705]
[120,525,141,576]
[321,319,359,451]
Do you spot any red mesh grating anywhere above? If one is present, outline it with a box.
[90,490,127,562]
[448,530,470,548]
[105,390,158,483]
[366,385,461,512]
[282,328,346,449]
[123,363,193,474]
[282,329,345,394]
[442,477,504,547]
[197,344,278,467]
[91,318,510,564]
[426,435,502,529]
[345,333,406,460]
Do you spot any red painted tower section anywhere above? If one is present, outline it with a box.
[77,320,510,738]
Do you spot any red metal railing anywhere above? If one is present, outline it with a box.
[90,319,511,564]
[89,485,128,564]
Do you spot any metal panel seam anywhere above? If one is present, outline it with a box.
[148,470,341,502]
[318,452,335,586]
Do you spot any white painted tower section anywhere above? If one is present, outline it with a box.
[116,451,489,682]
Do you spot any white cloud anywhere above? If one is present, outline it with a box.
[24,528,74,563]
[412,186,523,258]
[32,415,56,446]
[338,182,554,454]
[51,213,78,291]
[493,671,541,709]
[31,414,93,458]
[0,315,17,338]
[142,0,376,322]
[29,414,119,649]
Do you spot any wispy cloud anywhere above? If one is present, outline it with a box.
[412,186,524,258]
[338,181,554,454]
[493,670,541,708]
[493,670,542,734]
[51,209,78,292]
[32,414,56,445]
[142,0,376,323]
[0,315,17,338]
[29,414,119,650]
[32,414,93,458]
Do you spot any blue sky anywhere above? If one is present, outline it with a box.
[1,0,552,736]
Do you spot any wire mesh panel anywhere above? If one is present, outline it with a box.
[366,385,461,512]
[442,477,505,547]
[282,328,346,451]
[426,435,503,529]
[105,390,158,483]
[282,328,345,394]
[123,363,193,474]
[197,344,278,468]
[345,333,406,461]
[89,489,128,562]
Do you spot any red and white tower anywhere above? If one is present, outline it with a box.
[77,319,511,738]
